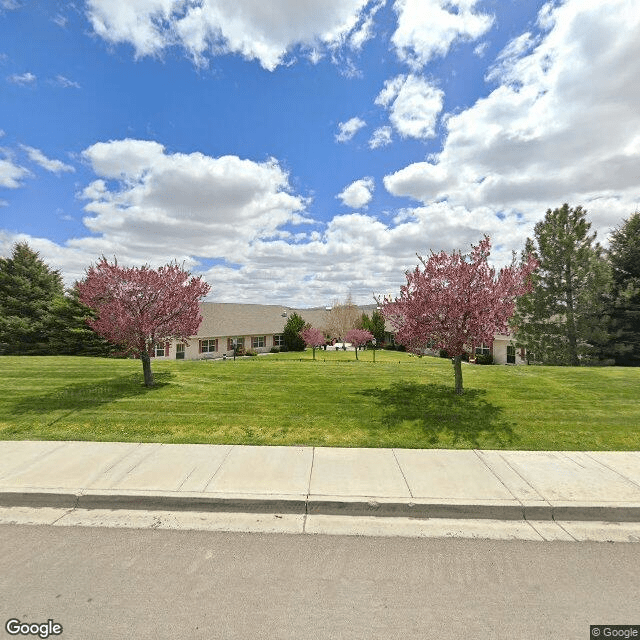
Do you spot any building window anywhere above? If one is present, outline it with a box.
[154,344,166,357]
[273,334,284,347]
[200,339,218,353]
[227,337,245,351]
[476,344,491,357]
[176,343,185,360]
[252,336,265,349]
[507,345,516,364]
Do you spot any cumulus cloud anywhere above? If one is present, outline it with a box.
[335,116,366,143]
[21,146,75,174]
[337,177,374,209]
[85,0,378,71]
[375,74,444,139]
[79,139,310,262]
[392,0,493,68]
[385,0,640,248]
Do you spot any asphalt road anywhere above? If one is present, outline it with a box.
[1,524,639,640]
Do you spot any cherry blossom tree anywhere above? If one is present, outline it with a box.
[380,237,538,394]
[299,326,326,360]
[344,328,373,360]
[77,258,210,387]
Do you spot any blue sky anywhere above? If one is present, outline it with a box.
[1,0,639,306]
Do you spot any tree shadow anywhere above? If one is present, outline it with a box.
[358,381,517,448]
[7,371,174,419]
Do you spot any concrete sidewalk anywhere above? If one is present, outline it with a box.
[1,440,640,525]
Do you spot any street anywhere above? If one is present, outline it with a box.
[1,523,639,639]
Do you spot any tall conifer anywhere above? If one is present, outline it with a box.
[607,212,640,366]
[512,204,611,365]
[0,243,65,354]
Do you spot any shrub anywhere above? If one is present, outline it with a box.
[245,349,258,357]
[270,347,280,353]
[475,353,494,365]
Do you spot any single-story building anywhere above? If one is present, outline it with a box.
[155,302,378,360]
[152,302,526,364]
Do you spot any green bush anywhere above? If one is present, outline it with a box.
[270,347,280,353]
[475,353,494,365]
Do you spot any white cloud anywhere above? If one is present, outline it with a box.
[7,72,36,85]
[369,126,393,149]
[0,152,29,188]
[335,116,366,143]
[79,139,310,261]
[21,145,75,174]
[385,0,640,248]
[375,74,444,139]
[392,0,493,68]
[85,0,377,71]
[337,177,374,209]
[51,75,81,89]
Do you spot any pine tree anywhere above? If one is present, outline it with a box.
[359,310,386,345]
[282,312,307,352]
[47,287,117,357]
[607,212,640,366]
[512,204,611,365]
[0,243,65,354]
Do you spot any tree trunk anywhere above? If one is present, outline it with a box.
[452,355,463,395]
[140,351,155,387]
[355,346,359,360]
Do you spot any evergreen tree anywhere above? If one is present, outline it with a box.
[359,310,386,345]
[47,287,118,357]
[282,312,307,351]
[607,212,640,366]
[0,243,65,354]
[512,204,611,365]
[369,309,386,345]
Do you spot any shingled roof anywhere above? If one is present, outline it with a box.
[195,302,380,338]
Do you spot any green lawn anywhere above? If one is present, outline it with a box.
[0,352,638,450]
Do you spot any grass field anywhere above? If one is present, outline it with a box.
[1,352,638,450]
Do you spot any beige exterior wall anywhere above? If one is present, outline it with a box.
[492,334,526,365]
[147,302,526,365]
[155,334,284,361]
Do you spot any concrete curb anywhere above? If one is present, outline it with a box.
[2,489,640,523]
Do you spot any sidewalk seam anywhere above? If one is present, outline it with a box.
[392,449,414,499]
[202,445,235,492]
[497,452,551,509]
[105,443,163,488]
[303,448,315,533]
[472,450,524,505]
[99,442,143,475]
[583,452,640,491]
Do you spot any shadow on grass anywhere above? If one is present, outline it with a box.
[7,371,174,421]
[359,381,517,448]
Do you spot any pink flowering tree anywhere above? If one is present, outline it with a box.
[76,258,211,387]
[380,237,538,394]
[299,326,326,360]
[344,328,374,360]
